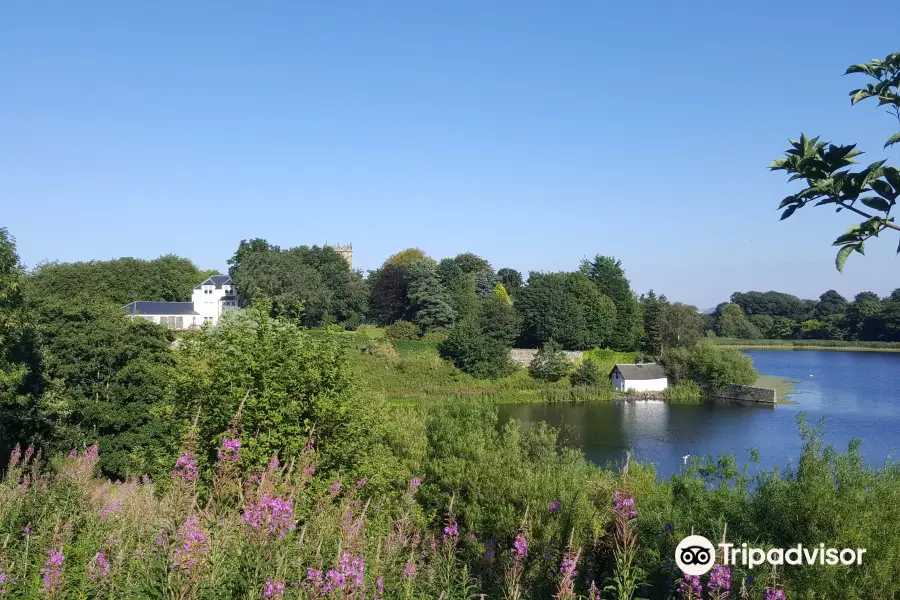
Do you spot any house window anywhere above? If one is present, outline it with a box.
[175,316,183,329]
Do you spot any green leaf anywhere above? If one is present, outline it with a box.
[870,179,896,200]
[835,245,854,272]
[780,206,798,220]
[850,89,873,104]
[778,195,797,209]
[860,196,892,212]
[886,132,900,149]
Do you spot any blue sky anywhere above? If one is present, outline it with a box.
[2,1,898,308]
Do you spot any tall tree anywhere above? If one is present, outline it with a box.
[772,51,900,271]
[715,303,761,339]
[516,272,616,350]
[497,268,523,296]
[639,290,668,356]
[368,249,433,325]
[0,228,44,460]
[815,290,848,320]
[660,303,705,349]
[580,256,641,350]
[407,261,456,332]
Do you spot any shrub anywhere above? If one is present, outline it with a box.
[361,338,399,362]
[661,340,758,391]
[528,341,572,382]
[385,319,420,340]
[570,357,603,387]
[438,318,514,379]
[663,381,704,403]
[422,331,448,343]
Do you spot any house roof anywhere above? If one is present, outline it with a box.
[194,274,233,289]
[611,363,667,380]
[122,301,199,316]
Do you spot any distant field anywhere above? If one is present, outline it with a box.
[710,337,900,351]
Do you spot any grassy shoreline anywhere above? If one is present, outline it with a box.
[710,337,900,352]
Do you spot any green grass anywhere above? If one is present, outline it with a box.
[709,337,900,351]
[755,373,797,402]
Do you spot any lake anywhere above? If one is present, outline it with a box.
[497,350,900,478]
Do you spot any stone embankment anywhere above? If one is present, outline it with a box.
[509,348,583,367]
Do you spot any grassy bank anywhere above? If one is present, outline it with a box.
[710,337,900,351]
[755,374,797,402]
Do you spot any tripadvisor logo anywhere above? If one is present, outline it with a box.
[675,535,867,575]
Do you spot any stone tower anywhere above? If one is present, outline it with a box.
[326,243,353,270]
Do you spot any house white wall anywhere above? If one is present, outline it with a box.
[191,282,236,325]
[611,370,669,392]
[137,314,203,329]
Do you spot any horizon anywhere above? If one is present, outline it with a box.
[3,1,899,307]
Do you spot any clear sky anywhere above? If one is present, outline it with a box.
[2,1,898,309]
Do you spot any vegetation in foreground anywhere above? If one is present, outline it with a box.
[1,404,898,599]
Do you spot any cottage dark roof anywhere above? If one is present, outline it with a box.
[122,301,199,316]
[611,363,667,380]
[194,274,233,289]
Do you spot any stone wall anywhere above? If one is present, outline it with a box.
[509,348,583,367]
[714,384,776,404]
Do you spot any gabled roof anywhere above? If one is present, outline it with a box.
[611,363,667,380]
[122,301,199,316]
[194,274,233,289]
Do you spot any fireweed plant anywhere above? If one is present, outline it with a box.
[0,401,898,598]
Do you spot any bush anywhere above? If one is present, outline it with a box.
[661,340,758,391]
[570,357,603,387]
[663,381,704,403]
[385,319,420,340]
[438,318,514,379]
[528,341,572,382]
[361,338,399,362]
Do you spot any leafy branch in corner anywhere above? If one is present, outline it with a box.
[771,51,900,271]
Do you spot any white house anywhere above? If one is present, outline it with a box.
[610,363,669,393]
[122,274,237,329]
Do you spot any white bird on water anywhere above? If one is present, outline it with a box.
[682,455,690,465]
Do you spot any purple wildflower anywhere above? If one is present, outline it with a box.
[88,552,111,583]
[466,531,476,543]
[764,588,787,600]
[303,465,316,477]
[243,494,296,539]
[560,553,578,578]
[171,516,210,570]
[305,436,315,450]
[513,534,528,559]
[100,501,122,520]
[549,499,561,512]
[330,480,342,495]
[709,564,731,593]
[443,520,459,539]
[268,457,280,470]
[677,574,703,599]
[308,553,366,596]
[216,438,241,464]
[356,478,367,488]
[402,562,417,579]
[664,521,675,534]
[23,526,31,536]
[0,568,10,595]
[8,444,20,469]
[40,548,64,594]
[409,477,422,492]
[263,579,285,598]
[613,491,637,520]
[171,452,198,483]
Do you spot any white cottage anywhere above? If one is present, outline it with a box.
[610,363,669,393]
[122,275,237,329]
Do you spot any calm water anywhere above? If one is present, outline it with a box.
[498,351,900,478]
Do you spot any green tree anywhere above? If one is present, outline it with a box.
[770,316,798,339]
[492,283,512,306]
[34,298,177,477]
[497,268,523,295]
[407,262,456,332]
[570,357,603,387]
[660,303,705,349]
[368,249,434,325]
[772,52,900,271]
[516,272,616,350]
[228,241,368,327]
[748,314,775,338]
[580,256,641,350]
[438,317,514,379]
[844,291,883,340]
[714,303,761,339]
[26,255,216,307]
[0,228,44,460]
[174,305,392,480]
[816,290,848,320]
[639,290,668,356]
[528,340,572,382]
[479,295,521,347]
[662,340,758,391]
